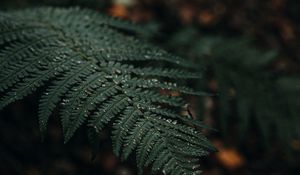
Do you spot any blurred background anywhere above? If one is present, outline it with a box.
[0,0,300,175]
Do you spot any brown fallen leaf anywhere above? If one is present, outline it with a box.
[214,140,245,170]
[108,4,129,19]
[198,10,216,26]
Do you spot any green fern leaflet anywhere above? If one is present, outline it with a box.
[0,7,215,175]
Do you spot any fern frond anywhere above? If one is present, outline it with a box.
[0,7,214,175]
[88,94,130,134]
[112,106,142,156]
[39,60,95,133]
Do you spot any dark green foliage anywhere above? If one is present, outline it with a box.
[0,7,215,175]
[197,38,300,145]
[168,27,300,149]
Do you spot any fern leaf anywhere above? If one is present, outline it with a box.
[64,83,120,142]
[38,61,94,133]
[0,7,214,175]
[122,117,152,160]
[112,106,142,156]
[90,94,130,131]
[136,129,159,172]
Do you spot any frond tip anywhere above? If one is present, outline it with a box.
[0,7,215,175]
